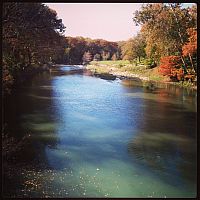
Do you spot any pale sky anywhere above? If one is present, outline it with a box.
[45,3,142,42]
[45,3,195,42]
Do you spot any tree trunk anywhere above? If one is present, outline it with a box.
[180,55,187,74]
[188,53,194,71]
[170,5,188,74]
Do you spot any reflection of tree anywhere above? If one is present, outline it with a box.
[137,97,197,137]
[3,74,60,196]
[121,78,143,87]
[126,86,197,188]
[3,71,59,162]
[127,131,196,186]
[128,132,175,172]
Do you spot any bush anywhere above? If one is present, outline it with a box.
[143,59,156,69]
[159,56,182,77]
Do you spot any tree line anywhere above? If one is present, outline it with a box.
[2,2,121,93]
[59,3,197,82]
[2,3,197,93]
[56,36,121,65]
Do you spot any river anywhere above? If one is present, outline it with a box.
[3,65,197,198]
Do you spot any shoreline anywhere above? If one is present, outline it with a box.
[86,63,197,91]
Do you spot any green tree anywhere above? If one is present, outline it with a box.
[133,3,196,67]
[120,34,146,63]
[121,38,136,61]
[132,33,146,62]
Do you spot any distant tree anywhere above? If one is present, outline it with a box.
[66,37,87,64]
[111,53,117,61]
[93,53,101,61]
[119,33,146,63]
[133,33,146,62]
[82,51,92,65]
[64,37,119,64]
[121,39,136,61]
[101,51,110,60]
[117,41,126,59]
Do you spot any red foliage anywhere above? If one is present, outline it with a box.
[182,44,196,57]
[171,68,184,81]
[159,56,181,76]
[182,28,197,57]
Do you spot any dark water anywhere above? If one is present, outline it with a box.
[3,65,197,198]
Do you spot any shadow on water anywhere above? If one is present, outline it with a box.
[126,97,197,189]
[119,83,197,191]
[127,131,197,186]
[3,65,197,197]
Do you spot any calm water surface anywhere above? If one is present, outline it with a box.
[4,65,197,198]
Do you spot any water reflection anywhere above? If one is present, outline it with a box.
[3,65,197,198]
[127,132,196,186]
[126,87,197,194]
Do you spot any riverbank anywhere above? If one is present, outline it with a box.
[86,60,197,90]
[3,63,52,95]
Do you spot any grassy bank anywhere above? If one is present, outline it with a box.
[86,60,197,90]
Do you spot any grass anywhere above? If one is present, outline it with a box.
[90,60,130,66]
[174,80,196,88]
[88,59,165,82]
[87,60,196,90]
[149,75,164,81]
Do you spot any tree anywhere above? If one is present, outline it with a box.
[2,3,66,91]
[133,3,196,66]
[159,56,183,81]
[132,33,146,62]
[182,28,197,72]
[101,51,110,60]
[82,51,92,65]
[64,37,119,64]
[121,38,136,61]
[111,53,117,61]
[93,53,101,61]
[120,33,146,62]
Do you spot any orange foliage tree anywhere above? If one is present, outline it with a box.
[182,28,197,72]
[159,56,184,81]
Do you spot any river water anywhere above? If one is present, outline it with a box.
[3,65,197,198]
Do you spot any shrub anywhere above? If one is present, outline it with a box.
[144,58,156,69]
[159,56,182,78]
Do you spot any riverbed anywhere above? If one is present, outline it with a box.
[3,65,197,198]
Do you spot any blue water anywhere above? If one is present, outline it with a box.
[4,65,197,198]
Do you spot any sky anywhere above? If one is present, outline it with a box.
[45,3,195,42]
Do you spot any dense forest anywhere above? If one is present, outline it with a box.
[56,36,120,64]
[2,3,197,93]
[2,3,66,92]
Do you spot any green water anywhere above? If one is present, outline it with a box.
[3,65,197,198]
